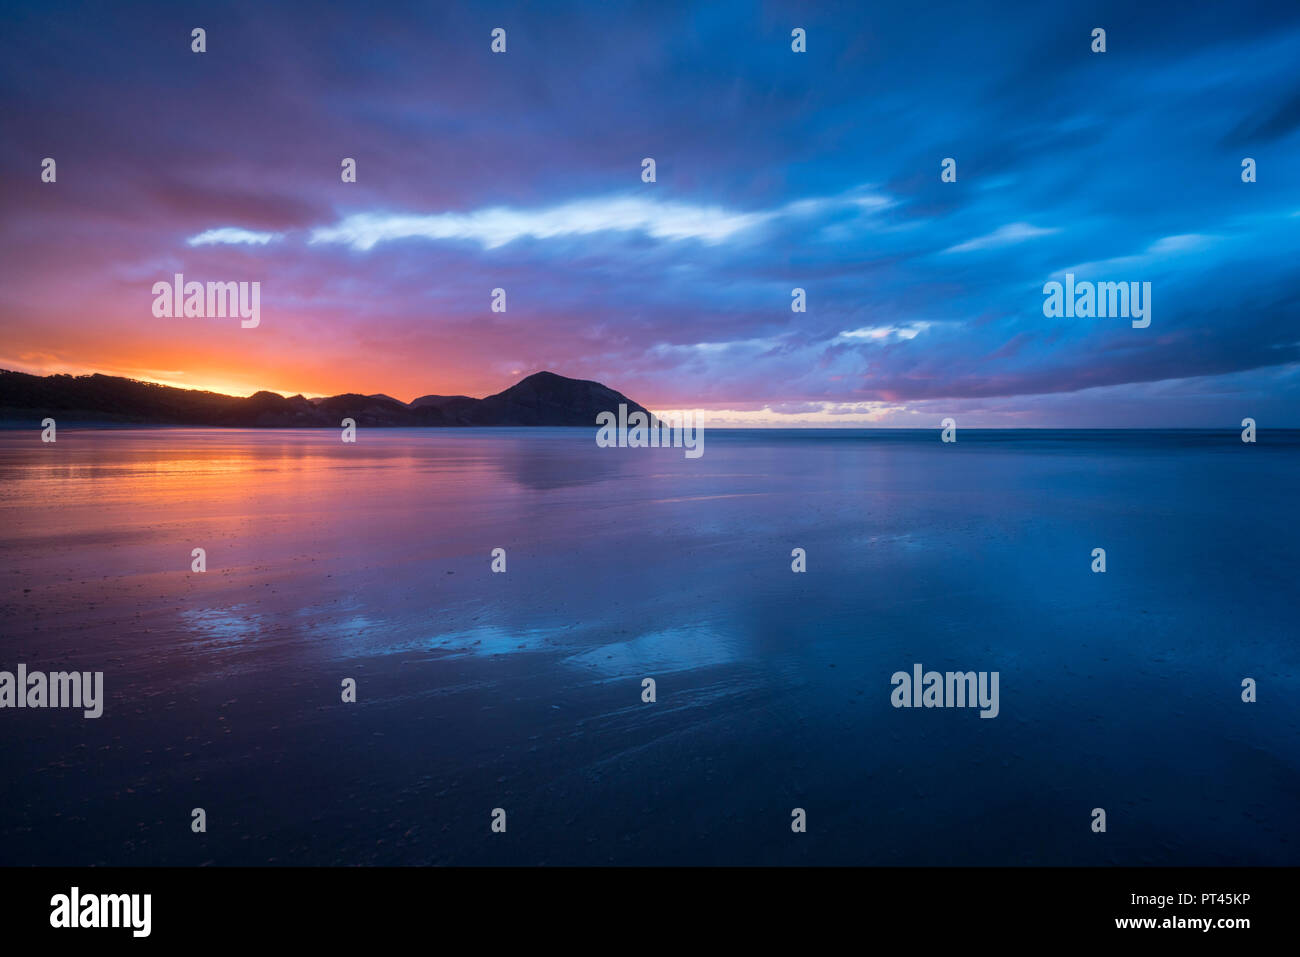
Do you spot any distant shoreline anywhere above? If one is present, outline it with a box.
[0,368,653,429]
[4,420,1296,434]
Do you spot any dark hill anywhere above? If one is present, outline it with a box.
[409,394,473,409]
[0,369,650,428]
[465,371,651,426]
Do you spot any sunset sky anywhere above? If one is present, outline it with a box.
[2,0,1298,426]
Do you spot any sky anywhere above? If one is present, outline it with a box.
[1,0,1298,426]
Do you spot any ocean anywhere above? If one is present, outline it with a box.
[1,427,1296,865]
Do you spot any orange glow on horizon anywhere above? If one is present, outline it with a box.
[3,355,901,425]
[0,360,311,401]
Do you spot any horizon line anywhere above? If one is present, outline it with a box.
[2,367,1292,430]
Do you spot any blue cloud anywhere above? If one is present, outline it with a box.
[1,0,1298,423]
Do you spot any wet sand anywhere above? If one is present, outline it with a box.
[1,428,1296,864]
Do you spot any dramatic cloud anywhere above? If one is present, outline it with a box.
[1,0,1298,424]
[943,223,1060,254]
[308,195,776,250]
[187,227,284,247]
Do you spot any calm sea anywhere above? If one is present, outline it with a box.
[1,428,1296,864]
